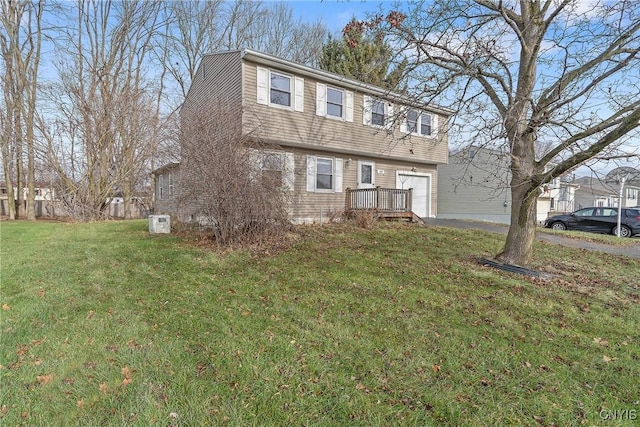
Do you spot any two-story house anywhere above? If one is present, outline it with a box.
[437,145,579,224]
[572,168,640,209]
[153,49,452,224]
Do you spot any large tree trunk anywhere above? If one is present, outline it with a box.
[496,179,538,266]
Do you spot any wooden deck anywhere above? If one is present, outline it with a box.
[345,187,423,222]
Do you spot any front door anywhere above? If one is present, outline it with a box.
[357,161,375,189]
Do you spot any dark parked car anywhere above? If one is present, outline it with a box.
[544,207,640,238]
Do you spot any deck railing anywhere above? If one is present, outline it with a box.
[345,187,413,213]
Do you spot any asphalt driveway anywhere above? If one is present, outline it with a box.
[423,218,640,259]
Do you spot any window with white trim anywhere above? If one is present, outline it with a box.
[261,152,285,187]
[306,155,343,193]
[316,83,353,122]
[627,188,637,200]
[168,172,174,196]
[250,150,295,190]
[402,109,435,137]
[363,95,393,128]
[326,87,343,118]
[316,158,333,189]
[158,175,164,200]
[371,99,385,126]
[270,72,291,107]
[256,67,304,111]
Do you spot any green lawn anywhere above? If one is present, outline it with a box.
[1,220,638,426]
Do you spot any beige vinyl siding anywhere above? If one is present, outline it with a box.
[241,60,448,166]
[285,148,439,222]
[184,51,243,116]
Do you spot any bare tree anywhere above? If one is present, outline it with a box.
[179,101,292,246]
[163,0,226,98]
[39,0,165,220]
[239,1,327,67]
[1,0,44,220]
[164,0,328,100]
[358,0,640,265]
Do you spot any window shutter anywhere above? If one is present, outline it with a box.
[249,149,261,182]
[256,67,268,105]
[386,104,394,130]
[345,91,354,122]
[306,155,316,192]
[335,159,343,193]
[432,114,439,136]
[283,153,295,190]
[294,77,304,112]
[316,83,326,116]
[400,115,408,133]
[362,95,372,125]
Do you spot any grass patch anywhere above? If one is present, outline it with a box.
[1,220,639,426]
[537,226,639,246]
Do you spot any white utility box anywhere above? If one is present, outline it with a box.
[149,215,171,234]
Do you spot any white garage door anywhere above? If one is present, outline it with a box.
[397,173,431,218]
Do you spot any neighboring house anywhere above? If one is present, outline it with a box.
[572,173,640,209]
[0,181,57,218]
[537,177,580,219]
[0,181,149,219]
[437,146,578,224]
[152,163,180,217]
[153,49,452,223]
[105,192,150,219]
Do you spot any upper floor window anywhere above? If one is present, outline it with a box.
[316,83,353,122]
[158,175,164,200]
[363,95,393,129]
[326,87,343,118]
[421,114,432,136]
[270,72,291,107]
[168,172,174,196]
[371,100,385,126]
[256,66,304,111]
[402,108,436,137]
[627,188,637,200]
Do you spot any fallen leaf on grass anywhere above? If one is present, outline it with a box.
[99,383,108,394]
[355,383,369,392]
[37,374,53,384]
[77,400,85,408]
[431,364,441,372]
[2,304,10,310]
[121,366,132,377]
[593,337,609,347]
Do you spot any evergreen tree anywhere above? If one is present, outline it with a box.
[319,19,406,91]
